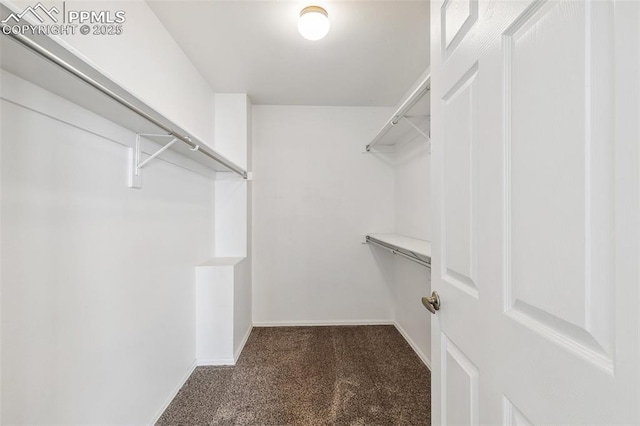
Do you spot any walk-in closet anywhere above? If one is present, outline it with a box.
[3,0,640,425]
[1,1,433,423]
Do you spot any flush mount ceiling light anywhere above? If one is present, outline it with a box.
[298,6,330,41]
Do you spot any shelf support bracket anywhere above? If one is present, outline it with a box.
[401,116,430,140]
[128,134,179,189]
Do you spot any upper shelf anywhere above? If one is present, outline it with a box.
[0,11,247,179]
[366,233,431,268]
[366,72,430,152]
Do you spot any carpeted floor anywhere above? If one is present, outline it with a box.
[157,325,431,425]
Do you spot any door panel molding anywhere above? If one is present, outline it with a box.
[502,0,614,373]
[441,0,479,60]
[502,396,534,426]
[442,333,479,425]
[441,63,480,298]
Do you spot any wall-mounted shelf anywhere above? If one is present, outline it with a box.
[366,72,430,152]
[366,233,431,269]
[0,9,247,182]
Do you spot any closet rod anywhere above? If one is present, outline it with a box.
[366,236,431,269]
[390,86,430,126]
[366,73,430,152]
[1,23,247,179]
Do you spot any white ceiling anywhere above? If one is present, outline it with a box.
[147,1,429,106]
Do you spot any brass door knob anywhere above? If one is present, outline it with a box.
[421,291,440,314]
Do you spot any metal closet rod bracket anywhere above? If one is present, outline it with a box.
[128,133,186,189]
[365,114,431,152]
[401,116,430,140]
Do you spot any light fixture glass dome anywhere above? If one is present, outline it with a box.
[298,6,330,41]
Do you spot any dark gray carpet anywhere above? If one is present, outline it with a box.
[157,325,431,425]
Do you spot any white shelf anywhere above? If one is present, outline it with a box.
[366,233,431,267]
[199,257,246,267]
[0,16,246,179]
[366,71,430,152]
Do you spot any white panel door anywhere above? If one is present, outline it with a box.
[430,0,640,424]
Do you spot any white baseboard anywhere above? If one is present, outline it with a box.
[393,321,431,370]
[196,325,253,366]
[197,358,235,366]
[253,319,394,327]
[149,360,197,425]
[234,325,253,362]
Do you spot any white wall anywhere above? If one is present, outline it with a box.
[2,0,217,144]
[214,94,251,258]
[233,257,252,359]
[391,137,432,367]
[214,180,248,257]
[214,94,249,170]
[1,72,214,424]
[213,94,252,358]
[251,105,395,325]
[395,139,431,240]
[1,1,222,421]
[231,97,252,359]
[195,259,237,365]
